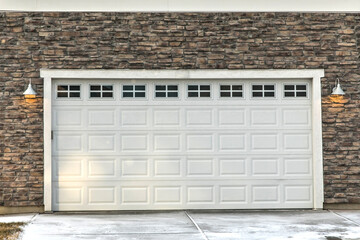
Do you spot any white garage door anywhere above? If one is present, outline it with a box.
[52,79,313,211]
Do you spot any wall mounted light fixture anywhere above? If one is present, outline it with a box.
[23,80,37,99]
[331,78,345,96]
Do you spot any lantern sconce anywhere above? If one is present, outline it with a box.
[331,78,345,96]
[23,80,37,99]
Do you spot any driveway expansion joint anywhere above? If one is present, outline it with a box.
[184,211,209,240]
[329,210,360,226]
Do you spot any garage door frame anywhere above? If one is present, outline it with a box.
[40,69,325,212]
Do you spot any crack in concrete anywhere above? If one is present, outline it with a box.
[184,211,209,240]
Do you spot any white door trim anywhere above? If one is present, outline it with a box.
[40,69,325,211]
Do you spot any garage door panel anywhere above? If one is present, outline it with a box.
[121,109,149,127]
[55,133,83,153]
[52,79,314,210]
[121,134,149,151]
[250,108,278,127]
[88,109,116,127]
[153,109,181,127]
[282,108,311,128]
[52,180,313,210]
[186,109,214,126]
[54,108,82,127]
[218,109,246,126]
[88,134,116,152]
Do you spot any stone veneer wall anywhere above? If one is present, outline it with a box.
[0,12,359,207]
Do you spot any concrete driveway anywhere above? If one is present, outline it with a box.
[18,210,360,240]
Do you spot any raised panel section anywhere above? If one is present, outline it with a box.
[187,187,214,203]
[219,134,245,151]
[154,187,181,203]
[154,160,181,176]
[219,159,246,176]
[88,135,115,151]
[186,110,212,126]
[88,110,115,126]
[285,186,311,202]
[121,110,147,126]
[187,159,213,176]
[284,158,311,175]
[251,134,278,150]
[283,109,310,126]
[56,134,82,151]
[121,135,148,151]
[218,109,245,126]
[153,110,180,126]
[250,109,277,126]
[122,160,148,176]
[56,160,82,177]
[154,135,180,151]
[88,187,115,204]
[252,159,279,176]
[187,135,213,151]
[88,160,115,177]
[220,186,246,203]
[284,134,311,150]
[122,187,148,204]
[55,109,82,126]
[252,186,279,202]
[56,188,82,204]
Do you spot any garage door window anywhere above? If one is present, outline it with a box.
[187,85,211,98]
[252,84,275,98]
[155,85,178,98]
[57,85,81,98]
[90,85,113,98]
[220,84,243,98]
[122,85,146,98]
[284,84,307,98]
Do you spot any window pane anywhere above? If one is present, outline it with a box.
[90,85,101,91]
[188,92,198,97]
[252,85,262,90]
[200,85,210,90]
[135,92,145,98]
[156,92,166,98]
[123,85,133,91]
[58,85,68,91]
[70,92,80,98]
[200,92,210,97]
[232,92,243,97]
[232,85,242,90]
[285,85,294,90]
[57,92,68,98]
[220,85,230,90]
[188,85,198,91]
[252,92,263,97]
[296,92,307,97]
[264,92,275,97]
[285,92,295,97]
[168,92,178,98]
[156,85,166,91]
[102,85,113,91]
[123,92,133,98]
[296,85,307,90]
[70,85,80,91]
[135,85,145,91]
[264,85,274,90]
[103,92,113,98]
[168,85,178,91]
[90,92,101,98]
[220,92,231,97]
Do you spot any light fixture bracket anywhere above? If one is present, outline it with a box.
[331,78,345,96]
